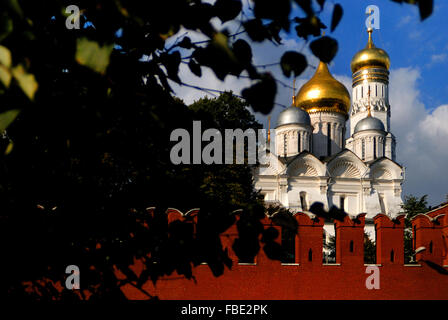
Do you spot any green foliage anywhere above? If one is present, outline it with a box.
[323,233,336,263]
[0,88,266,298]
[190,91,261,131]
[402,194,429,228]
[401,194,429,263]
[10,65,38,100]
[0,11,14,43]
[0,46,11,67]
[265,205,298,263]
[323,231,376,264]
[0,0,434,120]
[0,45,12,87]
[75,38,114,75]
[364,232,376,264]
[0,108,19,132]
[404,228,415,264]
[0,45,37,99]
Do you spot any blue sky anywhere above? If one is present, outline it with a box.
[320,0,448,111]
[170,0,448,206]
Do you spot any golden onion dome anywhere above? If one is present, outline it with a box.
[351,29,390,73]
[294,61,350,117]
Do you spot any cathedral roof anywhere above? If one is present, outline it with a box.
[368,156,403,170]
[276,105,311,127]
[294,62,350,117]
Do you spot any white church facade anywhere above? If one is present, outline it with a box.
[254,28,405,243]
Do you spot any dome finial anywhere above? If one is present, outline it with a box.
[367,27,374,49]
[267,116,271,143]
[292,78,296,104]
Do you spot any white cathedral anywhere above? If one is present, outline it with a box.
[254,28,405,241]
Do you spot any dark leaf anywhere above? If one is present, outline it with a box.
[294,0,313,16]
[0,109,20,133]
[280,51,307,78]
[294,16,326,40]
[232,237,259,263]
[75,38,113,75]
[232,39,252,66]
[263,241,283,260]
[183,2,215,32]
[242,73,277,114]
[243,19,270,42]
[254,0,291,30]
[178,37,193,49]
[330,4,343,32]
[0,12,13,42]
[310,36,338,63]
[418,0,433,20]
[328,206,346,222]
[214,0,242,23]
[316,0,325,10]
[160,51,181,83]
[266,21,282,44]
[193,33,237,80]
[188,59,202,77]
[207,260,225,277]
[309,202,330,219]
[309,202,346,222]
[271,211,298,233]
[6,0,23,17]
[261,227,279,243]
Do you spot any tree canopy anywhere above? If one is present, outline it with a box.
[401,194,429,263]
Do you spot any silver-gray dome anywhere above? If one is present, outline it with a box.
[276,106,311,128]
[354,116,385,133]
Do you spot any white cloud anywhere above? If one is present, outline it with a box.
[390,67,448,205]
[397,15,412,27]
[431,53,447,63]
[408,29,423,40]
[426,53,447,67]
[420,104,448,137]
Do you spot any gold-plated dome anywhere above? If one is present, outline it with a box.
[351,29,390,73]
[294,61,350,116]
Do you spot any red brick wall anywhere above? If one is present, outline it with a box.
[120,211,448,300]
[375,214,405,265]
